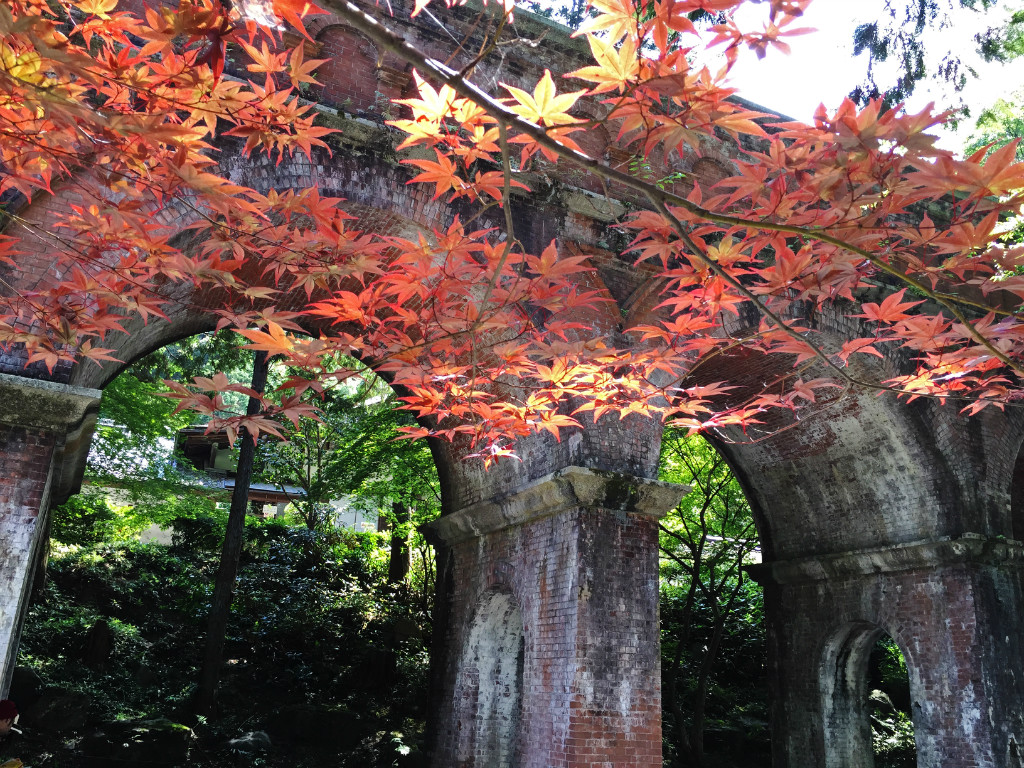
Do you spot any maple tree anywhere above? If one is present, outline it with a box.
[3,0,1024,463]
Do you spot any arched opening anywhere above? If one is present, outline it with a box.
[868,636,916,768]
[10,330,449,764]
[455,590,525,768]
[822,625,917,768]
[658,429,769,767]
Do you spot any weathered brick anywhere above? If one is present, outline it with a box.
[0,5,1023,767]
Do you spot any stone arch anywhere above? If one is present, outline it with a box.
[821,622,918,768]
[694,376,954,555]
[671,306,1024,767]
[454,589,525,767]
[0,147,441,390]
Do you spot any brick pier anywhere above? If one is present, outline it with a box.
[0,374,100,694]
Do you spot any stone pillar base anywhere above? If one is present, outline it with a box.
[751,535,1024,768]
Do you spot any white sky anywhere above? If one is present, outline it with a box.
[713,0,1024,152]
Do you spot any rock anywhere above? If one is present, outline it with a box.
[80,717,194,768]
[23,689,91,733]
[228,731,271,753]
[869,688,896,714]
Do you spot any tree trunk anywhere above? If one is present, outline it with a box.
[194,350,269,715]
[387,501,410,584]
[689,609,723,767]
[689,570,746,767]
[666,631,693,767]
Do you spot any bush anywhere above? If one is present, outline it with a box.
[50,496,120,546]
[170,514,227,553]
[18,521,433,768]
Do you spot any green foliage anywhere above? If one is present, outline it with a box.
[660,580,768,765]
[19,542,215,722]
[257,375,440,535]
[19,518,434,767]
[963,91,1024,261]
[658,430,768,766]
[874,636,909,689]
[978,7,1024,61]
[870,636,917,768]
[522,0,718,38]
[51,484,224,545]
[873,710,917,768]
[98,372,190,448]
[81,332,254,534]
[523,0,593,30]
[170,513,231,553]
[849,0,1005,111]
[49,494,121,546]
[965,90,1024,161]
[91,330,252,467]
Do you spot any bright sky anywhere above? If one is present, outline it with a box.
[715,0,1024,152]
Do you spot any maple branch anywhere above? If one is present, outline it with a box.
[474,119,518,317]
[648,196,861,387]
[325,0,1024,379]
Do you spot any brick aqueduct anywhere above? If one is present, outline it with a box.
[2,2,1024,766]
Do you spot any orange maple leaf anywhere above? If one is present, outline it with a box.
[567,35,640,94]
[503,70,586,127]
[856,289,923,324]
[403,150,466,200]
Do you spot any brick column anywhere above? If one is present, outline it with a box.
[0,373,100,695]
[426,467,687,768]
[752,536,1024,768]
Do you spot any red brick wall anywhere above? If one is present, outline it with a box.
[759,558,1024,768]
[431,503,663,767]
[314,26,382,112]
[0,425,58,696]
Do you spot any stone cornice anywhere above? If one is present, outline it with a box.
[425,466,689,545]
[749,533,1024,586]
[0,373,101,432]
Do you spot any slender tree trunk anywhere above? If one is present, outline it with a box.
[387,501,410,584]
[194,350,269,715]
[665,575,699,766]
[666,632,693,767]
[689,570,747,767]
[689,609,723,767]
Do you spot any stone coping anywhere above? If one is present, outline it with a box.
[426,466,689,545]
[0,373,101,432]
[749,533,1024,585]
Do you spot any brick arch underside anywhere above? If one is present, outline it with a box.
[4,141,640,391]
[716,384,1024,559]
[11,141,1024,535]
[680,309,1024,768]
[673,304,1024,560]
[54,150,453,391]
